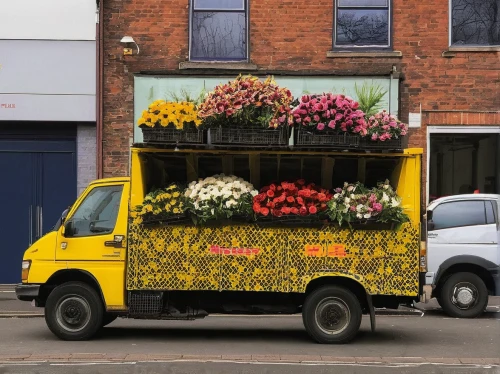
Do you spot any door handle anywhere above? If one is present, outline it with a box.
[28,205,33,246]
[104,235,125,248]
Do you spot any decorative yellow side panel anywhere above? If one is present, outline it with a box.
[127,222,420,296]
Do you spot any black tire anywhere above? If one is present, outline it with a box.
[302,285,362,344]
[439,272,488,318]
[45,282,104,341]
[102,313,118,327]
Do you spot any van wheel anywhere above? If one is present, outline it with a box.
[439,272,488,318]
[45,282,103,340]
[302,285,362,344]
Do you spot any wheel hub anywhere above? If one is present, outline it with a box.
[56,296,91,332]
[452,282,478,309]
[315,297,350,335]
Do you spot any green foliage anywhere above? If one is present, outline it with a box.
[354,82,388,117]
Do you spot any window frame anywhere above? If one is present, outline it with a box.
[333,0,393,50]
[449,0,500,47]
[188,0,249,62]
[430,199,489,231]
[67,184,123,238]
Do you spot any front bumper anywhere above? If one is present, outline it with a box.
[15,284,40,302]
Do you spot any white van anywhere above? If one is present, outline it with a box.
[425,194,500,318]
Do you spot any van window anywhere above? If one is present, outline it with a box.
[431,200,486,231]
[69,185,123,236]
[486,201,496,224]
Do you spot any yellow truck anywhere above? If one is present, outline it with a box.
[15,146,424,344]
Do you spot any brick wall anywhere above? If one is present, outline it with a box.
[77,124,97,194]
[102,0,500,178]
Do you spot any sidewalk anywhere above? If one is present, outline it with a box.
[0,285,43,317]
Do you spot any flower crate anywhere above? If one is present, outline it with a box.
[255,215,327,228]
[293,128,360,150]
[208,126,289,148]
[341,219,396,231]
[141,215,192,227]
[141,128,205,145]
[359,136,409,151]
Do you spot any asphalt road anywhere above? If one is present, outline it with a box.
[0,312,498,357]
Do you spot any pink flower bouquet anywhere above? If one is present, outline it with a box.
[366,110,409,142]
[198,75,294,129]
[292,93,368,135]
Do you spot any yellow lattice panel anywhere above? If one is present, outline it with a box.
[127,222,420,296]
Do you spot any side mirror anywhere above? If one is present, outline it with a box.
[426,210,435,231]
[64,220,76,238]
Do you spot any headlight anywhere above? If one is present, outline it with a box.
[21,260,31,282]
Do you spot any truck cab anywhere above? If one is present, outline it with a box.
[426,194,500,318]
[16,177,130,339]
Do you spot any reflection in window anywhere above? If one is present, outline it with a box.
[190,1,247,60]
[431,200,486,231]
[451,0,500,46]
[335,0,390,47]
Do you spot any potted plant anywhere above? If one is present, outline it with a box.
[291,93,368,150]
[184,174,258,226]
[137,100,204,145]
[326,180,409,230]
[253,179,332,227]
[197,75,294,148]
[133,184,190,226]
[362,110,409,150]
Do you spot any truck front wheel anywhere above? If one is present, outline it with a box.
[45,282,104,341]
[302,285,362,344]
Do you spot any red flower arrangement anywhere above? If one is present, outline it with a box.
[253,180,333,218]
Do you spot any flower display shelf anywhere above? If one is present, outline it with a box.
[341,219,396,231]
[359,136,409,152]
[195,216,253,227]
[141,215,192,227]
[255,215,327,228]
[208,126,289,148]
[293,128,360,150]
[141,128,205,146]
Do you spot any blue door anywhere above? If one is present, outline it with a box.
[0,152,35,284]
[0,138,76,284]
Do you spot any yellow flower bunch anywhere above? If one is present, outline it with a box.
[135,184,186,224]
[137,100,202,129]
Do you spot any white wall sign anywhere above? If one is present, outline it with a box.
[409,112,421,128]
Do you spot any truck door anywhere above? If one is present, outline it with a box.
[427,199,498,283]
[55,181,130,309]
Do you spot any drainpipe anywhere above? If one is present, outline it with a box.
[95,0,104,178]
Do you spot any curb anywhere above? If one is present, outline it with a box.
[0,314,44,318]
[0,354,497,366]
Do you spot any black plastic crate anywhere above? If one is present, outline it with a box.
[255,215,327,228]
[294,128,360,149]
[359,136,409,151]
[209,126,289,147]
[141,215,192,227]
[141,127,205,145]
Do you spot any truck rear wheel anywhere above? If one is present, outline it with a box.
[302,285,362,344]
[45,282,103,341]
[439,272,488,318]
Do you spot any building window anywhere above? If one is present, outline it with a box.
[189,0,248,61]
[334,0,391,49]
[451,0,500,46]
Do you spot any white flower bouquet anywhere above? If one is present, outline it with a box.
[185,174,258,225]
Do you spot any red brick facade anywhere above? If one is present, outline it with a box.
[102,0,500,192]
